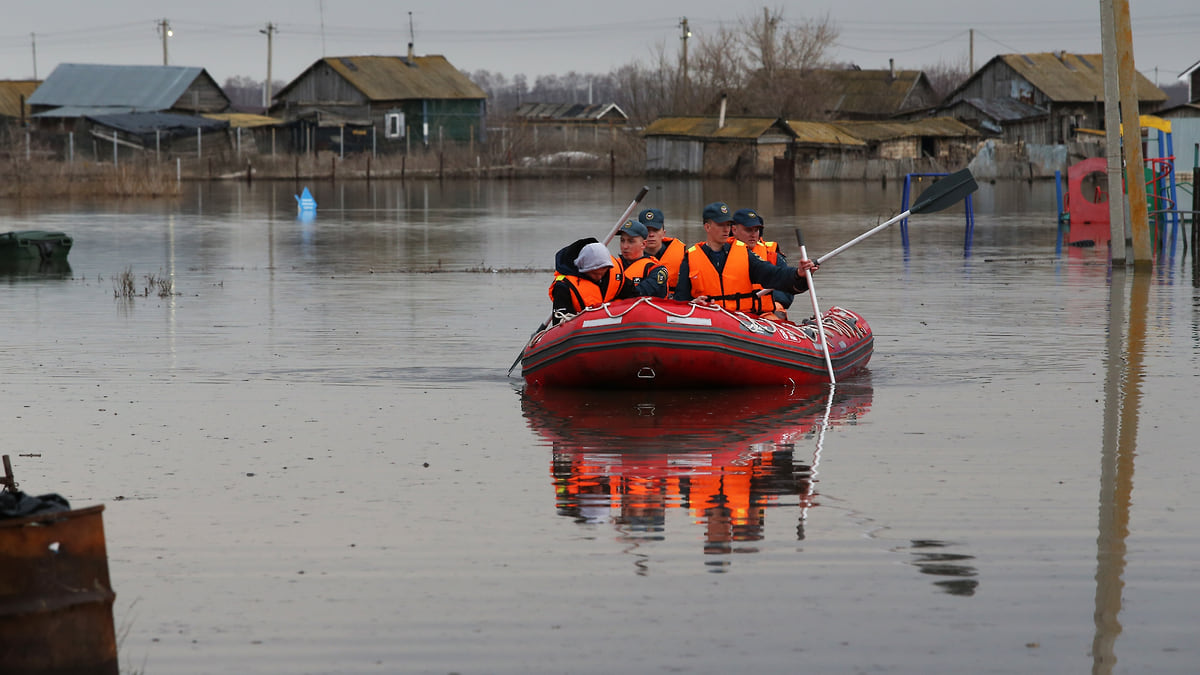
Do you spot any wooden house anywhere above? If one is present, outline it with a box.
[511,102,628,146]
[939,52,1166,144]
[643,116,796,177]
[1181,58,1200,104]
[28,64,228,126]
[24,64,230,161]
[270,53,487,155]
[817,64,939,120]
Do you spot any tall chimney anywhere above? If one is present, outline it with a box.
[889,58,895,81]
[718,93,727,129]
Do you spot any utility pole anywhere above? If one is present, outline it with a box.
[260,23,277,108]
[158,19,172,65]
[969,29,974,73]
[31,33,37,80]
[1113,0,1151,265]
[679,17,690,109]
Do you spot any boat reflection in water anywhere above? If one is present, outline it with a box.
[521,378,873,572]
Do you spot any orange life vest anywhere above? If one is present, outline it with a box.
[621,256,659,284]
[649,237,686,290]
[547,258,623,312]
[684,241,772,314]
[748,241,781,315]
[752,240,779,265]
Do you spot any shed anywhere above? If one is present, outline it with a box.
[941,52,1166,144]
[512,102,628,146]
[643,116,796,177]
[0,80,39,123]
[271,54,487,154]
[85,111,229,160]
[826,118,980,161]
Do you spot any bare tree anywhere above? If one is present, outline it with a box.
[923,58,971,101]
[733,8,839,118]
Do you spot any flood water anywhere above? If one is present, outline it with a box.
[2,177,1198,674]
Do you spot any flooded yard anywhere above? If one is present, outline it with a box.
[2,177,1197,674]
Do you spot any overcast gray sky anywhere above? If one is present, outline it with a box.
[3,1,1197,87]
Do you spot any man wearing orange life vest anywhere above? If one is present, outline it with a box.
[730,208,793,321]
[548,238,624,322]
[616,219,669,298]
[672,201,816,313]
[639,208,685,291]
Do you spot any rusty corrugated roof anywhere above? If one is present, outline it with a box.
[784,121,867,146]
[1000,52,1165,102]
[820,69,932,116]
[317,55,486,101]
[0,80,39,118]
[643,116,794,140]
[827,117,980,141]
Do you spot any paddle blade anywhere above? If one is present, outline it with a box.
[910,169,978,215]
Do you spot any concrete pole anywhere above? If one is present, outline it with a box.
[1099,0,1127,262]
[1113,0,1152,265]
[160,19,170,66]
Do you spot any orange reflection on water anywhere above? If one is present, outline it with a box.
[522,381,873,568]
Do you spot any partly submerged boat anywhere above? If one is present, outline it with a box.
[0,230,73,262]
[520,297,873,389]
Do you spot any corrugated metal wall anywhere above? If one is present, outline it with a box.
[646,138,702,173]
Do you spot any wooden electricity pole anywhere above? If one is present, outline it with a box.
[1113,0,1152,265]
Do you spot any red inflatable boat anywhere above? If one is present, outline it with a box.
[520,297,873,389]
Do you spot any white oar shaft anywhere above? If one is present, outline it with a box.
[815,209,911,265]
[800,244,835,384]
[601,187,650,245]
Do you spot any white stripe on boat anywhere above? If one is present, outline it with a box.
[582,317,624,328]
[666,317,713,326]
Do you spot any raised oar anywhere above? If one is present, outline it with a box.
[816,168,978,265]
[795,227,835,384]
[506,185,650,377]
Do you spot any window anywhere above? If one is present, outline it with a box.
[385,112,405,139]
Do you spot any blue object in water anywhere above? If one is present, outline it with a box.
[295,187,317,212]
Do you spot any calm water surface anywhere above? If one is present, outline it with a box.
[2,178,1197,674]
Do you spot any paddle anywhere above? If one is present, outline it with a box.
[795,228,835,384]
[506,185,651,377]
[816,168,978,264]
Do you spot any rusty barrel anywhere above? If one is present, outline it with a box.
[0,504,118,675]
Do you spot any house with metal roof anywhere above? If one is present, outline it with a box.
[23,63,232,161]
[28,63,229,120]
[270,53,487,154]
[643,116,796,177]
[940,52,1166,145]
[817,64,940,120]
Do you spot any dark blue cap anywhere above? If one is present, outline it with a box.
[619,219,648,239]
[732,208,764,228]
[638,208,665,229]
[702,201,733,223]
